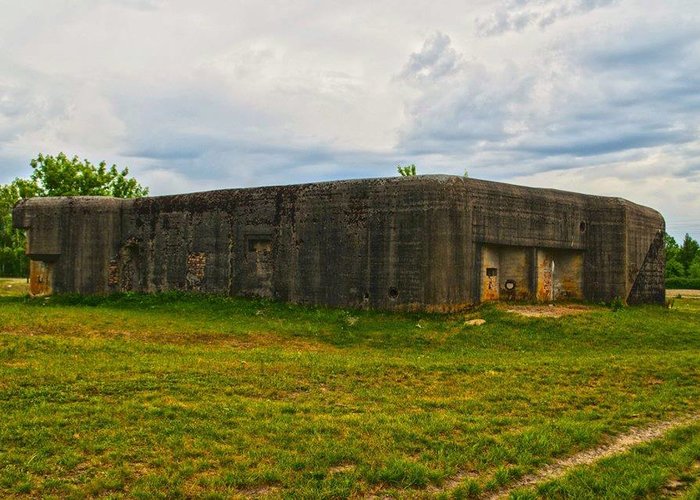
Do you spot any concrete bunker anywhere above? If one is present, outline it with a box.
[12,176,666,309]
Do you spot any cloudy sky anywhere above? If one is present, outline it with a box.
[1,0,699,239]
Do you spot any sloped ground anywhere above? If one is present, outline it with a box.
[0,281,698,498]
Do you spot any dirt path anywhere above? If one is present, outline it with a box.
[477,415,700,499]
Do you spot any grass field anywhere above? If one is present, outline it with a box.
[0,277,698,498]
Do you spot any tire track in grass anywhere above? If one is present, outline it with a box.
[480,414,700,499]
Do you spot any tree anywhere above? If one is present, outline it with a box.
[28,153,148,198]
[397,164,417,176]
[664,233,679,260]
[678,233,700,276]
[0,153,148,277]
[690,254,700,279]
[666,259,685,279]
[0,178,42,276]
[664,233,683,279]
[664,232,700,281]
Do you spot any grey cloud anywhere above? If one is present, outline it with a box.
[517,127,696,157]
[110,80,401,189]
[397,32,461,83]
[397,13,700,181]
[398,61,534,153]
[582,27,700,70]
[0,66,76,145]
[476,0,617,37]
[129,145,401,193]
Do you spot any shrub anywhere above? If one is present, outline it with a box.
[666,277,700,290]
[610,296,625,312]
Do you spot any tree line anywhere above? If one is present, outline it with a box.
[0,153,148,277]
[665,233,700,289]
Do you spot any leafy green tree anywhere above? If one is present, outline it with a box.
[397,164,417,176]
[678,233,700,276]
[29,153,148,198]
[690,254,700,279]
[664,234,683,279]
[0,153,148,277]
[666,259,685,279]
[0,179,41,276]
[664,233,679,260]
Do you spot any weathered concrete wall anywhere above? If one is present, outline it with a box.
[13,197,123,295]
[626,203,666,305]
[13,175,665,308]
[112,176,473,310]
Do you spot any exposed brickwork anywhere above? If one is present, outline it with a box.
[186,252,207,291]
[108,260,119,287]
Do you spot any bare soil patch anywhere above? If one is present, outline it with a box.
[504,304,593,318]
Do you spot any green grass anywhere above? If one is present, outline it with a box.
[511,423,700,499]
[0,277,698,498]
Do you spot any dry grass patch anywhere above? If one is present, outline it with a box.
[504,303,594,318]
[669,289,700,299]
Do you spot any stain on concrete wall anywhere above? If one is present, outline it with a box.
[29,260,53,296]
[536,249,584,301]
[537,250,554,302]
[480,245,533,301]
[481,244,581,302]
[481,245,500,301]
[551,250,584,300]
[498,246,531,301]
[186,252,207,291]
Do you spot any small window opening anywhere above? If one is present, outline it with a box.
[579,221,587,233]
[486,267,498,277]
[504,279,516,290]
[388,287,399,299]
[248,238,272,252]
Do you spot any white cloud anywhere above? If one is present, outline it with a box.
[398,32,462,84]
[0,0,698,239]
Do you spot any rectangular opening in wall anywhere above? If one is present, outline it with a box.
[243,235,274,298]
[481,246,500,301]
[481,244,533,302]
[536,248,584,301]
